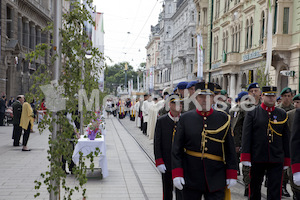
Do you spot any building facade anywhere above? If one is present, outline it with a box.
[194,0,300,98]
[147,0,197,94]
[0,0,53,99]
[145,24,160,93]
[0,0,72,99]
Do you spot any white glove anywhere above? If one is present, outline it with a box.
[173,177,185,190]
[283,166,289,170]
[241,161,251,167]
[293,172,300,186]
[157,164,166,174]
[226,179,237,189]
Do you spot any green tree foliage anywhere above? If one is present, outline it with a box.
[104,62,139,94]
[255,63,272,89]
[26,0,105,199]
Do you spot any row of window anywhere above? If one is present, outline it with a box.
[6,5,49,50]
[213,7,290,61]
[156,69,171,84]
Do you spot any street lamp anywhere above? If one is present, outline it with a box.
[124,63,128,92]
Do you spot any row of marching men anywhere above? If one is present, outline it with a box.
[153,80,300,200]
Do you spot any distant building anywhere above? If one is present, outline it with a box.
[147,0,197,93]
[145,24,160,93]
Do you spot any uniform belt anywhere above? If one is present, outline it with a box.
[184,149,223,162]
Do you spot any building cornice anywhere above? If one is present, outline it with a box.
[172,0,189,20]
[18,0,52,22]
[243,5,256,14]
[257,0,265,5]
[220,21,230,28]
[212,27,220,33]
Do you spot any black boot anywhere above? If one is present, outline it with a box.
[244,186,249,197]
[282,184,291,197]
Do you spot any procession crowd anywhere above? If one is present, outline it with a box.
[106,81,300,200]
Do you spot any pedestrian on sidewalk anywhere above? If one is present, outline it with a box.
[172,82,237,199]
[8,96,15,107]
[12,95,24,146]
[154,94,183,200]
[20,97,34,151]
[62,112,80,174]
[0,95,6,126]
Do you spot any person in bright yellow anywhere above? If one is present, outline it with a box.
[20,98,34,151]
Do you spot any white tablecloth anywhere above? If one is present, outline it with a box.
[72,135,108,178]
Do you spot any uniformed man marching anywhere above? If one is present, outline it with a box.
[241,86,290,200]
[290,108,300,200]
[287,94,300,199]
[172,82,237,199]
[277,87,295,112]
[229,91,249,196]
[277,87,294,197]
[154,94,183,200]
[247,82,262,106]
[185,81,198,111]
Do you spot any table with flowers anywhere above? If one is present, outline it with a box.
[72,114,108,178]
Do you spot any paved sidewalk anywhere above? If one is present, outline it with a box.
[0,118,162,200]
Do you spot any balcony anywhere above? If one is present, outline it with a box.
[262,34,292,51]
[186,47,195,56]
[178,50,186,59]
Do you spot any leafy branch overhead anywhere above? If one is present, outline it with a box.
[27,0,105,199]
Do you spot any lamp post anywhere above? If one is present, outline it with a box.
[124,63,128,92]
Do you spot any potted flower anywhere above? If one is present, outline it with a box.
[87,121,101,140]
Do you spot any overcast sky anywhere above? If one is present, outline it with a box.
[94,0,163,70]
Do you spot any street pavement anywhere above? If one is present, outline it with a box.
[0,115,293,200]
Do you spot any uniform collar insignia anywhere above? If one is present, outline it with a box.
[196,108,213,117]
[261,103,275,112]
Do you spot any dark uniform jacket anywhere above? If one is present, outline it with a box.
[287,109,296,133]
[241,103,290,166]
[154,114,178,170]
[172,109,237,192]
[12,100,22,125]
[290,109,300,174]
[229,102,252,147]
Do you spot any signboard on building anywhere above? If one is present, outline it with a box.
[280,70,295,77]
[243,50,262,61]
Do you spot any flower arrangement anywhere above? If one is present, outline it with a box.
[87,121,101,140]
[84,111,106,140]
